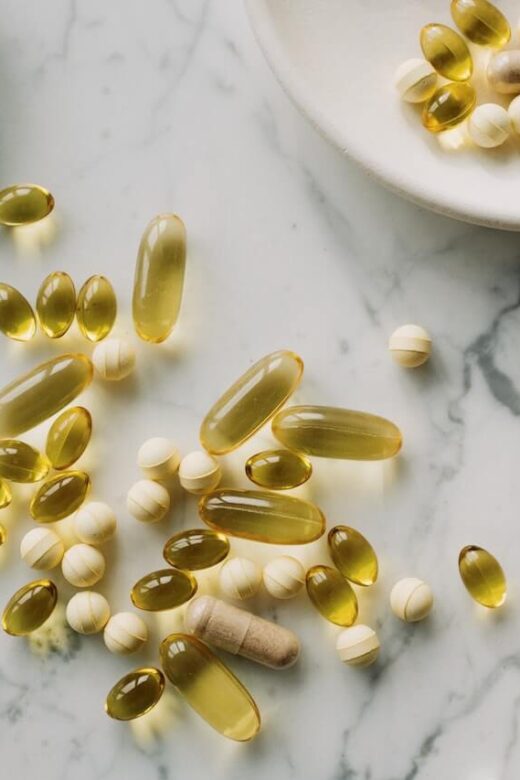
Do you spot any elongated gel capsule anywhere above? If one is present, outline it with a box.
[306,565,359,626]
[0,284,36,341]
[77,275,117,342]
[30,471,90,523]
[0,184,54,226]
[36,271,76,338]
[2,579,58,635]
[105,667,165,721]
[458,545,506,608]
[0,440,50,483]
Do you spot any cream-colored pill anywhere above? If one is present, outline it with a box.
[126,479,170,523]
[138,437,180,480]
[62,543,106,587]
[394,58,437,103]
[179,450,221,495]
[66,591,110,634]
[390,577,433,622]
[487,50,520,95]
[468,103,511,148]
[20,527,64,570]
[92,338,136,381]
[104,611,148,654]
[508,94,520,133]
[336,625,380,667]
[74,501,117,545]
[263,556,305,599]
[219,557,262,600]
[389,324,432,368]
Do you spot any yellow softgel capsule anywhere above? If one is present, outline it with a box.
[200,350,304,455]
[328,526,378,587]
[0,479,12,508]
[451,0,510,47]
[36,271,76,338]
[2,579,58,635]
[105,667,165,721]
[163,529,230,571]
[0,353,93,438]
[0,523,6,544]
[272,405,402,460]
[422,82,476,133]
[30,470,90,523]
[0,184,54,226]
[160,633,261,741]
[0,283,36,341]
[76,275,117,342]
[200,489,325,545]
[45,406,92,470]
[0,440,50,483]
[420,24,472,81]
[131,568,197,611]
[458,545,507,608]
[245,449,312,490]
[306,565,359,626]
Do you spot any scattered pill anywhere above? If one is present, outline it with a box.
[20,527,64,570]
[0,183,54,226]
[104,611,148,654]
[420,24,472,81]
[451,0,510,47]
[487,50,520,95]
[468,103,511,147]
[306,564,358,626]
[336,625,380,667]
[138,437,180,480]
[105,667,165,721]
[389,324,432,368]
[328,526,378,586]
[126,479,170,523]
[263,555,305,599]
[394,58,438,103]
[179,450,221,494]
[92,338,136,380]
[2,579,58,635]
[0,439,49,483]
[508,94,520,133]
[422,82,476,133]
[31,470,91,523]
[131,568,197,611]
[163,528,230,570]
[36,271,76,338]
[390,578,434,622]
[77,275,117,342]
[0,283,36,341]
[74,501,116,545]
[219,557,262,600]
[245,448,312,490]
[45,406,92,470]
[458,545,507,607]
[66,591,110,634]
[62,543,105,587]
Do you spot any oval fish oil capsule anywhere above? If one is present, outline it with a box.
[163,528,230,571]
[77,275,117,342]
[36,272,76,338]
[0,184,54,226]
[30,470,90,523]
[45,406,92,470]
[272,405,402,460]
[200,350,304,455]
[160,633,261,741]
[451,0,510,47]
[420,24,472,81]
[0,440,50,483]
[200,489,325,544]
[245,449,312,490]
[422,82,476,133]
[2,579,58,635]
[130,568,197,611]
[133,214,187,343]
[306,565,359,626]
[105,667,165,721]
[458,545,507,607]
[0,479,12,509]
[328,526,378,586]
[0,353,93,438]
[0,284,36,341]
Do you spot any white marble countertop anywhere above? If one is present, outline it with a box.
[2,2,520,779]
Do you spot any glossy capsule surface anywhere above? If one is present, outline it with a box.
[45,406,92,470]
[30,470,90,523]
[0,353,93,438]
[0,480,10,509]
[328,526,378,586]
[105,667,165,721]
[36,272,76,338]
[306,565,359,626]
[0,524,6,544]
[422,82,476,133]
[451,0,510,47]
[163,529,230,571]
[77,275,117,342]
[458,545,507,607]
[272,405,402,460]
[0,184,54,226]
[0,440,50,483]
[0,284,36,341]
[200,489,325,544]
[245,449,312,490]
[2,579,57,635]
[420,24,472,81]
[131,568,197,611]
[200,350,304,455]
[160,633,261,741]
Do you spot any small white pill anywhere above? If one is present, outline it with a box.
[263,555,305,599]
[336,625,380,667]
[20,527,64,570]
[508,94,520,134]
[74,501,116,545]
[394,58,437,103]
[103,611,148,654]
[389,324,432,368]
[390,577,433,622]
[179,450,221,495]
[92,338,136,381]
[66,591,110,634]
[468,103,511,148]
[127,479,171,523]
[219,557,262,600]
[138,437,180,480]
[487,50,520,95]
[62,543,106,587]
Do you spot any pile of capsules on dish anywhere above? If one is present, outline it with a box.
[0,184,509,741]
[394,0,520,148]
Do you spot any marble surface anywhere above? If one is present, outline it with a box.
[2,2,520,779]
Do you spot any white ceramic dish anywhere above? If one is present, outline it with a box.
[246,0,520,230]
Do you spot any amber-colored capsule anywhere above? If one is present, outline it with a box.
[0,283,36,341]
[458,545,507,608]
[131,568,197,611]
[306,565,358,626]
[2,579,58,635]
[160,633,261,741]
[0,479,11,509]
[0,184,54,226]
[30,470,90,523]
[45,406,92,470]
[0,440,50,483]
[105,667,165,721]
[0,523,6,544]
[36,272,76,338]
[451,0,510,47]
[245,449,312,490]
[422,82,476,133]
[420,24,472,81]
[200,489,325,545]
[328,526,378,586]
[77,275,117,342]
[163,529,230,571]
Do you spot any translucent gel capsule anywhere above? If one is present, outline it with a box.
[422,82,476,133]
[163,529,230,571]
[131,568,197,611]
[133,214,187,343]
[2,579,57,635]
[160,633,261,741]
[328,526,378,586]
[36,271,76,338]
[77,275,117,342]
[451,0,510,47]
[105,667,165,721]
[200,489,325,545]
[30,470,90,523]
[0,524,6,544]
[45,406,92,470]
[272,405,402,460]
[200,350,304,455]
[245,449,312,490]
[0,440,50,483]
[420,23,473,81]
[0,479,12,508]
[0,184,54,226]
[306,565,359,626]
[458,545,507,608]
[0,284,36,341]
